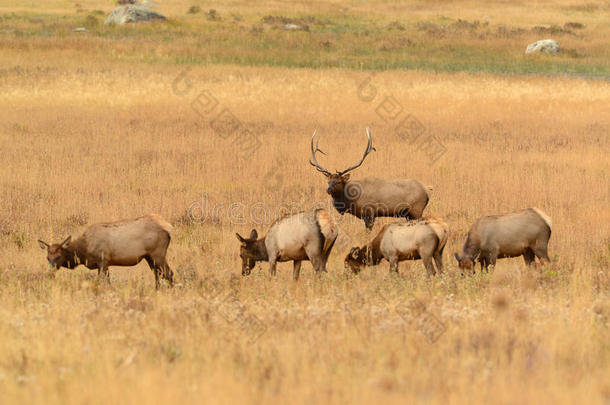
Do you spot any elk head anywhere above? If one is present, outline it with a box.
[454,253,474,271]
[38,236,75,269]
[344,247,367,274]
[236,229,261,276]
[310,128,376,198]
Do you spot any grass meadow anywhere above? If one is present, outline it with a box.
[0,1,609,404]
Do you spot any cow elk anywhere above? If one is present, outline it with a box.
[344,217,449,276]
[236,209,338,280]
[454,207,552,273]
[310,128,431,230]
[38,214,174,289]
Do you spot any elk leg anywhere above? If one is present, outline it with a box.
[479,257,487,273]
[422,256,436,277]
[388,257,399,274]
[99,261,110,283]
[433,252,444,274]
[162,259,174,287]
[154,269,160,289]
[310,255,326,274]
[292,261,302,281]
[523,249,535,266]
[145,256,161,289]
[488,254,497,271]
[304,243,327,274]
[534,243,550,265]
[269,257,277,277]
[323,237,337,263]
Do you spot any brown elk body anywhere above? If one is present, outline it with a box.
[344,217,449,276]
[38,214,173,288]
[454,208,552,272]
[310,128,430,229]
[236,209,338,280]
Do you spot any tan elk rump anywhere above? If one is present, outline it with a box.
[310,128,430,229]
[344,217,449,275]
[236,209,338,280]
[454,207,552,272]
[38,214,173,288]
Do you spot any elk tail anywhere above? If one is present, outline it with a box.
[149,213,174,237]
[531,207,552,232]
[427,217,449,253]
[315,209,337,255]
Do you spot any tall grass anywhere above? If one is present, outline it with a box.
[0,61,609,404]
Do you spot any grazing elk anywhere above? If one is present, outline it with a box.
[38,214,174,289]
[454,208,552,273]
[236,209,338,280]
[310,128,431,230]
[344,217,449,276]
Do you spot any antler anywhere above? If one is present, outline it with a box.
[309,130,332,176]
[337,127,376,176]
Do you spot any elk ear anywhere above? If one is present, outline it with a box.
[342,174,350,182]
[38,240,49,250]
[236,233,247,243]
[61,236,71,248]
[454,252,461,262]
[350,247,359,259]
[249,229,258,240]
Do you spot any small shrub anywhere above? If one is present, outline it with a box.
[205,9,220,21]
[386,21,405,31]
[65,212,89,227]
[562,48,585,58]
[564,22,585,30]
[187,5,201,15]
[84,15,99,28]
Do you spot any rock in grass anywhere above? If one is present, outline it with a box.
[104,5,166,26]
[525,39,560,55]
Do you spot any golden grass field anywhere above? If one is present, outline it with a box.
[0,1,609,404]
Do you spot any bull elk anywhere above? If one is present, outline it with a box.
[344,217,449,276]
[310,128,430,230]
[38,214,174,289]
[454,207,552,273]
[236,209,338,280]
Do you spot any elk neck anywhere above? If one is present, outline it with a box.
[67,237,95,269]
[364,239,383,266]
[62,242,81,269]
[461,233,480,260]
[252,237,269,262]
[360,226,387,266]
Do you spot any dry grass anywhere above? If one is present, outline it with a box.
[0,1,609,404]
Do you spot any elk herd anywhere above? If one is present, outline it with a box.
[38,129,553,287]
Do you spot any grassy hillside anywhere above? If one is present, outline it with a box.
[1,0,609,77]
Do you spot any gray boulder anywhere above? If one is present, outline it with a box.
[525,39,560,55]
[104,5,166,26]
